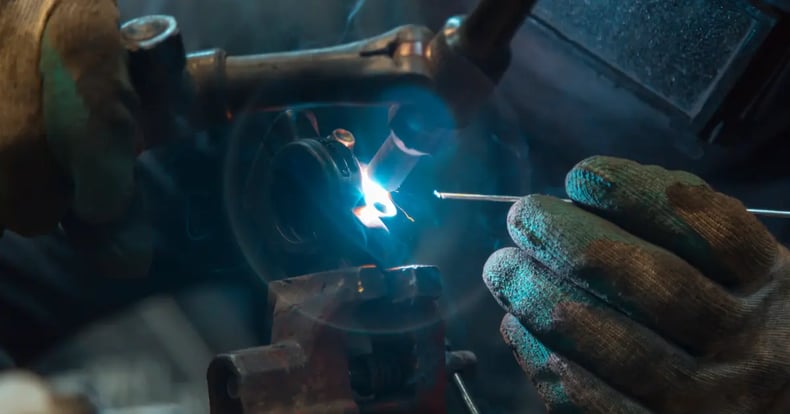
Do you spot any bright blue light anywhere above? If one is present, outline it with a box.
[360,166,397,217]
[354,166,397,229]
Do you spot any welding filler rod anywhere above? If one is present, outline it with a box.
[433,191,790,219]
[453,372,482,414]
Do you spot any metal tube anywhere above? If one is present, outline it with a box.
[433,191,790,219]
[367,132,428,192]
[452,372,481,414]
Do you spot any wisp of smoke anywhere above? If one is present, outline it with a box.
[340,0,367,43]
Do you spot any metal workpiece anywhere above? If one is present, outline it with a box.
[207,266,446,414]
[185,48,229,126]
[267,265,442,308]
[265,136,364,254]
[224,25,433,108]
[244,125,408,277]
[122,0,535,125]
[186,24,435,117]
[121,15,192,148]
[121,14,182,52]
[121,0,535,158]
[332,128,357,149]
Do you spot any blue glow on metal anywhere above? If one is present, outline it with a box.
[360,166,397,218]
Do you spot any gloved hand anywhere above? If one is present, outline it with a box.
[483,156,790,413]
[0,0,151,277]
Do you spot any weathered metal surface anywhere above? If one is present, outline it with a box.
[208,266,445,414]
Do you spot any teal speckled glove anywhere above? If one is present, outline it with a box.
[484,156,790,413]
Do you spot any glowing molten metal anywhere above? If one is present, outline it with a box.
[353,166,397,229]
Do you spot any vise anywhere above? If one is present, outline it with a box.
[206,265,476,414]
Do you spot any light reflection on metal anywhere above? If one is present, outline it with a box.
[353,205,387,230]
[353,165,398,229]
[332,128,356,149]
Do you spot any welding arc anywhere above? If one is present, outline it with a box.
[433,191,790,219]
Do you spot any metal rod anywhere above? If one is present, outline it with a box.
[434,191,790,219]
[452,372,481,414]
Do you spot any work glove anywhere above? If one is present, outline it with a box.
[0,0,151,277]
[483,156,790,413]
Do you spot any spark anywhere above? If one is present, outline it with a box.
[396,202,415,223]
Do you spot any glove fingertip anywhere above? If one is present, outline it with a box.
[564,156,625,209]
[565,156,711,209]
[506,194,556,250]
[483,247,527,312]
[483,247,521,284]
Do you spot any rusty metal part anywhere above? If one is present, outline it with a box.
[184,48,229,126]
[184,25,434,121]
[122,0,534,139]
[207,265,445,414]
[119,0,536,204]
[332,129,356,149]
[121,15,181,51]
